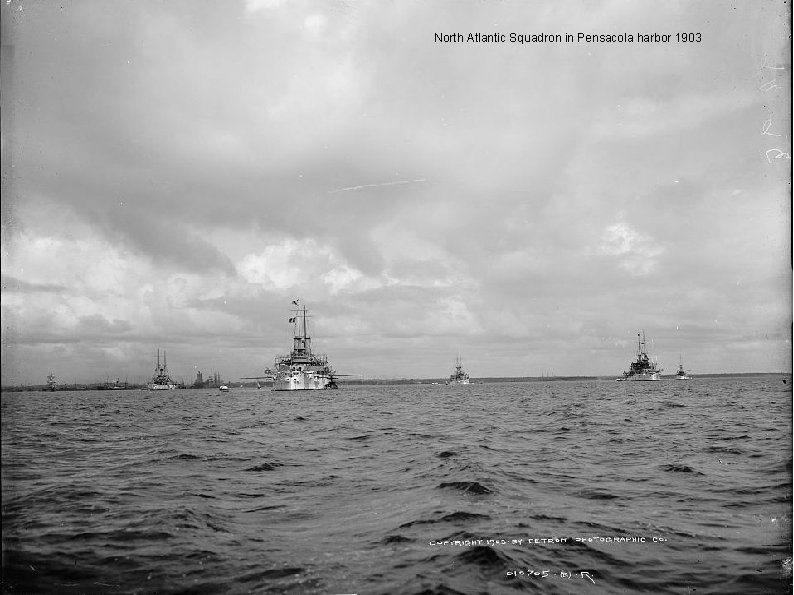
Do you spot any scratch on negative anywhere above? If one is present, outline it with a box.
[328,179,427,194]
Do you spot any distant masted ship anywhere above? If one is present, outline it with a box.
[675,356,692,380]
[148,349,177,390]
[447,355,470,385]
[617,332,662,381]
[271,300,338,391]
[46,373,57,392]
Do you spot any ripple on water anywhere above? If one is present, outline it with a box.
[1,378,790,594]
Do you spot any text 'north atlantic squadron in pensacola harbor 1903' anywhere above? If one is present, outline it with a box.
[243,300,342,391]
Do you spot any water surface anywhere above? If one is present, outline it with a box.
[2,377,791,593]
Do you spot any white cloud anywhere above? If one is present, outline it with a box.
[322,264,363,294]
[437,296,481,334]
[304,13,327,37]
[598,222,643,256]
[238,239,326,289]
[596,221,665,275]
[245,0,287,12]
[238,238,382,295]
[593,88,756,141]
[264,55,365,123]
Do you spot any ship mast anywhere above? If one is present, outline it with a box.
[637,331,648,357]
[291,299,312,358]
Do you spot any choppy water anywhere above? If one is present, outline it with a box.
[2,377,791,594]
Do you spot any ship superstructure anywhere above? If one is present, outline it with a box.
[617,332,662,381]
[271,300,337,391]
[148,349,177,390]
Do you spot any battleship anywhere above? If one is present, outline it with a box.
[245,300,339,391]
[110,378,127,390]
[675,356,692,380]
[447,355,470,385]
[148,349,177,390]
[616,332,662,381]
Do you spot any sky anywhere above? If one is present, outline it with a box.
[1,0,791,385]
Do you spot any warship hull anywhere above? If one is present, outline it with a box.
[617,372,661,382]
[273,371,333,391]
[148,383,177,390]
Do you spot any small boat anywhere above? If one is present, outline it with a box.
[219,385,230,392]
[675,356,692,380]
[616,332,662,381]
[147,349,177,390]
[110,377,127,390]
[446,355,471,385]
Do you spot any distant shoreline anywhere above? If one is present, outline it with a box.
[334,372,789,386]
[1,372,789,392]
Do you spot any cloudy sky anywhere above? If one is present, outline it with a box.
[1,0,790,385]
